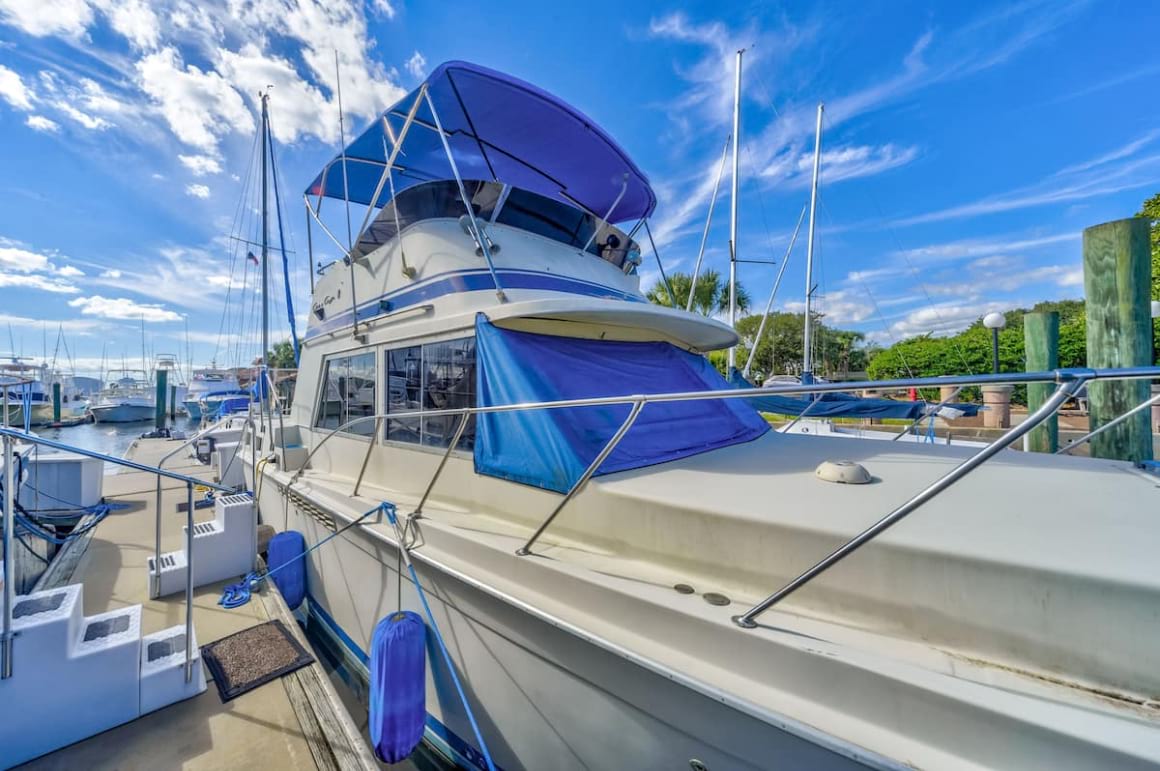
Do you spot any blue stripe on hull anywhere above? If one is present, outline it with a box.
[305,267,644,340]
[306,593,495,771]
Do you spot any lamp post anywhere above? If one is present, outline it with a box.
[1152,300,1160,365]
[983,312,1007,374]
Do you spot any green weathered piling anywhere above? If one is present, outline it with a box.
[154,368,168,429]
[1024,311,1059,452]
[52,382,61,424]
[1082,217,1154,462]
[169,384,177,420]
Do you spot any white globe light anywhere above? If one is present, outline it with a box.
[982,311,1007,330]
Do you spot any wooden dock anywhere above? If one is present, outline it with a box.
[18,437,379,770]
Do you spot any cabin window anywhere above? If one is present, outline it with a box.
[385,336,476,450]
[314,351,377,436]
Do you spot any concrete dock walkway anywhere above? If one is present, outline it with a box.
[17,436,375,770]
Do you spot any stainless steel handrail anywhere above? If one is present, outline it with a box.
[290,367,1160,488]
[1055,387,1160,455]
[0,425,231,682]
[281,367,1160,562]
[733,373,1091,628]
[891,385,964,442]
[152,416,239,600]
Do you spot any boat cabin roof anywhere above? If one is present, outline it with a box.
[307,60,655,224]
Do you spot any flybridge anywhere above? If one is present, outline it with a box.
[306,60,657,225]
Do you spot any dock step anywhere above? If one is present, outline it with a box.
[147,494,257,598]
[140,625,206,714]
[0,584,204,766]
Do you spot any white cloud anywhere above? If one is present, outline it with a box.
[0,311,101,335]
[178,154,222,176]
[99,268,123,279]
[0,0,94,38]
[404,51,427,79]
[0,246,51,272]
[56,101,112,130]
[370,0,395,19]
[0,272,80,293]
[761,143,919,187]
[0,65,34,110]
[185,183,210,199]
[896,132,1160,227]
[25,114,59,132]
[68,295,181,322]
[137,47,254,153]
[57,264,85,277]
[92,0,160,50]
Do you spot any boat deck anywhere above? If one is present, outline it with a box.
[18,437,376,770]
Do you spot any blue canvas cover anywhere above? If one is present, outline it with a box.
[727,371,980,419]
[474,316,769,493]
[307,61,655,223]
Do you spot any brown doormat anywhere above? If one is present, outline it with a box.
[201,619,315,702]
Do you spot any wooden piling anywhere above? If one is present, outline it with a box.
[1082,217,1154,462]
[52,382,61,425]
[154,368,168,430]
[169,384,177,420]
[1024,311,1059,452]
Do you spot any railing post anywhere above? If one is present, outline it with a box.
[733,373,1090,629]
[516,400,645,556]
[153,475,163,599]
[184,480,194,683]
[414,412,469,516]
[2,432,15,679]
[352,416,383,497]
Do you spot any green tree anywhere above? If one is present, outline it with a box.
[1136,193,1160,355]
[265,341,297,369]
[866,301,1088,403]
[732,311,869,382]
[646,269,751,316]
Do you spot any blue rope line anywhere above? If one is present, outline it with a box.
[219,502,389,609]
[385,505,498,771]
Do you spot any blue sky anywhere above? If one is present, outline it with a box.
[0,0,1157,375]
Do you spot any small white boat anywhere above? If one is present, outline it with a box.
[90,370,154,423]
[184,367,240,419]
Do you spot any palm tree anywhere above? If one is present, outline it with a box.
[646,270,750,317]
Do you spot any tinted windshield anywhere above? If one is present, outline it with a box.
[355,180,639,269]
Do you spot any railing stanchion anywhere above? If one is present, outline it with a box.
[732,374,1090,629]
[153,476,163,599]
[517,400,646,557]
[352,416,383,497]
[414,412,470,516]
[1056,387,1160,455]
[184,480,194,683]
[2,432,15,679]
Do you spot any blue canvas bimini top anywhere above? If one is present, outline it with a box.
[473,316,769,493]
[307,61,656,224]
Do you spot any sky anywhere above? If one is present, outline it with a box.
[0,0,1157,376]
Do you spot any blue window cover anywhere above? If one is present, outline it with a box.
[474,316,769,493]
[727,371,980,419]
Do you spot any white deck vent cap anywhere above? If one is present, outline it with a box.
[815,459,872,485]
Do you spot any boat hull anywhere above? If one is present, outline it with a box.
[255,482,868,771]
[90,403,154,423]
[183,400,203,420]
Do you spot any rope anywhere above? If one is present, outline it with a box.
[384,505,497,771]
[219,501,387,609]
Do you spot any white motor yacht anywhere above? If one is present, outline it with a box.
[238,61,1160,770]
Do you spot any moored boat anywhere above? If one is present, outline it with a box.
[238,61,1160,770]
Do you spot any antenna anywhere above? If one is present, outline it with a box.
[334,50,360,338]
[727,48,744,374]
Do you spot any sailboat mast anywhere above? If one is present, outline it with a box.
[727,48,743,373]
[802,103,823,380]
[260,91,271,377]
